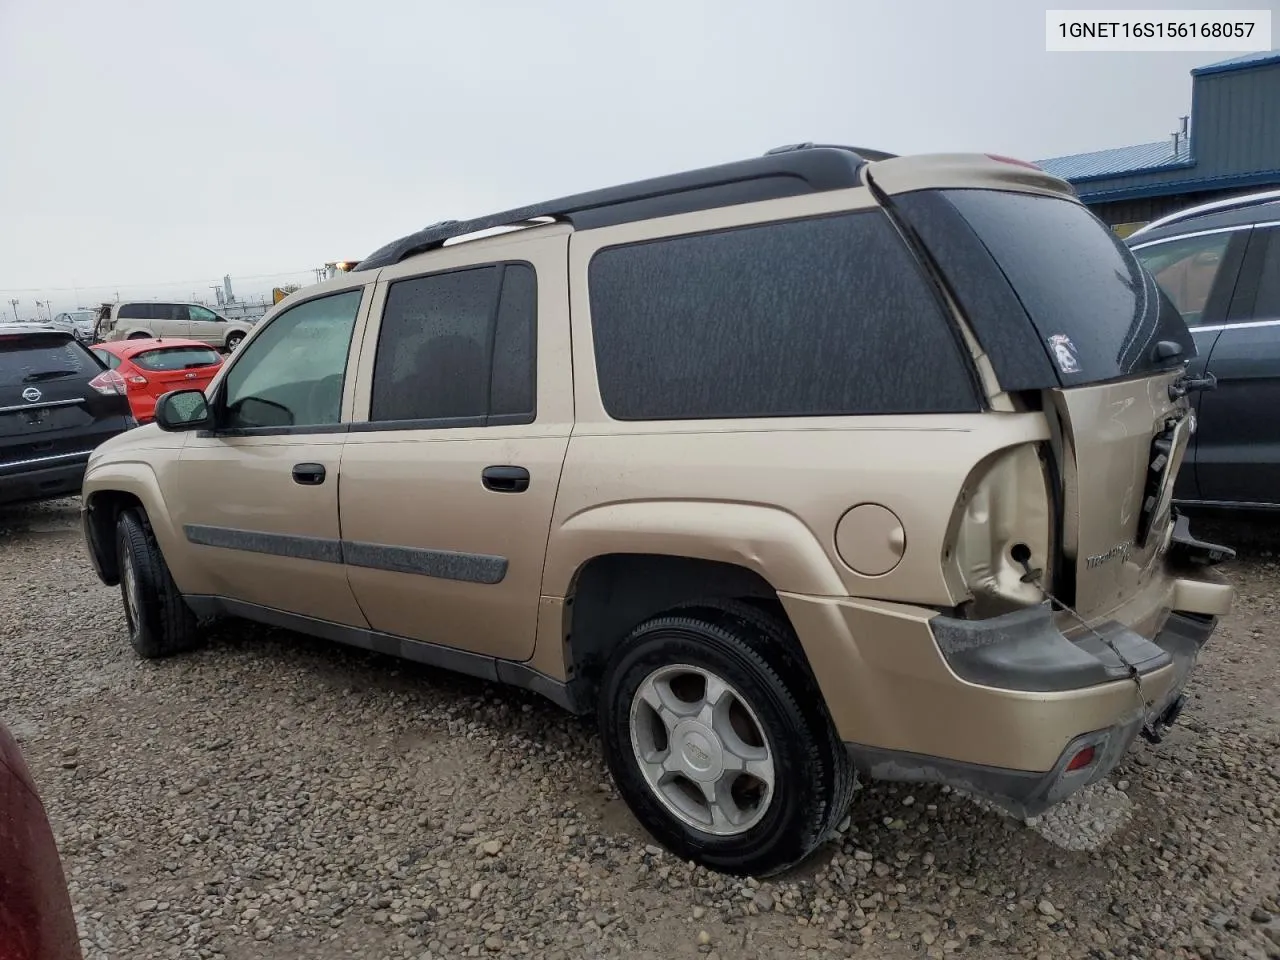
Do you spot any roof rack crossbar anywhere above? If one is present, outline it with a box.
[354,145,876,271]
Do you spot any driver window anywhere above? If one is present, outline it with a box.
[220,288,363,430]
[1134,232,1234,326]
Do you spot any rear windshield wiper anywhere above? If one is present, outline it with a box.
[22,369,80,382]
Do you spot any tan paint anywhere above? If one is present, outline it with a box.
[339,229,573,660]
[778,593,1177,771]
[834,504,905,577]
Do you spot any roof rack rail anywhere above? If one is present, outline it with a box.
[1129,187,1280,239]
[353,146,873,271]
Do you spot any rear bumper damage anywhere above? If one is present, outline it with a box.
[843,609,1215,818]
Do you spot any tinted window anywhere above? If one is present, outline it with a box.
[118,303,150,320]
[1132,232,1234,326]
[1252,228,1280,320]
[0,334,90,385]
[132,346,221,371]
[587,211,979,420]
[165,304,190,323]
[939,190,1193,385]
[370,262,536,424]
[221,289,363,429]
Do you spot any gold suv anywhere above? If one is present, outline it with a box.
[80,145,1235,876]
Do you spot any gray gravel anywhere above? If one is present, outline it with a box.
[2,498,1278,960]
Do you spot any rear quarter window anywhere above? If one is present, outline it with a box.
[587,210,980,420]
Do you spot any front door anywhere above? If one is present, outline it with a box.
[1196,225,1280,505]
[171,279,374,626]
[339,235,572,660]
[187,305,225,346]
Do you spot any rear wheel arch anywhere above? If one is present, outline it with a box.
[561,553,818,709]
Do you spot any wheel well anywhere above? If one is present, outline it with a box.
[564,554,798,710]
[84,490,143,584]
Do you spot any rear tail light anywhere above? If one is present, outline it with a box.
[943,443,1054,619]
[88,369,128,396]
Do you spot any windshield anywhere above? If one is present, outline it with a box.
[940,189,1194,386]
[0,335,91,386]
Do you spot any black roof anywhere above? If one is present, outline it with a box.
[1127,191,1280,245]
[0,323,69,337]
[354,144,892,272]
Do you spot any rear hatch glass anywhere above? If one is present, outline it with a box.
[0,333,106,441]
[132,346,221,372]
[892,188,1194,389]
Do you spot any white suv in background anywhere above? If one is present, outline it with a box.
[94,301,256,351]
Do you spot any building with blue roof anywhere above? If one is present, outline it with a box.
[1038,50,1280,235]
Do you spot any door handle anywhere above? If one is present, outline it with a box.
[482,465,530,493]
[292,462,326,485]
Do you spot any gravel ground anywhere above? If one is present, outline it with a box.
[2,498,1278,960]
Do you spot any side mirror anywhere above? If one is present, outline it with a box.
[154,389,213,432]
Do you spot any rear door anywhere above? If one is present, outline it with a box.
[0,331,130,478]
[887,182,1196,622]
[155,304,193,339]
[1194,225,1280,505]
[1130,227,1249,502]
[339,232,572,660]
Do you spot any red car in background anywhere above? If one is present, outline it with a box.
[89,339,223,425]
[0,719,83,960]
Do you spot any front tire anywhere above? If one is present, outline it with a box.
[225,332,244,351]
[598,603,854,876]
[115,508,202,659]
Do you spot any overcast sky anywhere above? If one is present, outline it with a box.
[1,0,1275,314]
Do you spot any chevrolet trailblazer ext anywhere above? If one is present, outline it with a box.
[79,145,1234,876]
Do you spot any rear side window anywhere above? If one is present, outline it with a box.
[587,210,979,420]
[902,190,1193,387]
[0,335,93,385]
[1251,228,1280,320]
[92,348,123,370]
[117,303,150,320]
[1131,232,1234,327]
[369,262,536,424]
[132,346,221,371]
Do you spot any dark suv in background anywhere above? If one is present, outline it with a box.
[1,325,134,507]
[1128,189,1280,511]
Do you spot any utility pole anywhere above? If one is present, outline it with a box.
[8,299,18,322]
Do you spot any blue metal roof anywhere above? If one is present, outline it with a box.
[1192,50,1280,77]
[1038,139,1192,182]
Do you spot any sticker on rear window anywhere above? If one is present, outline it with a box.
[1047,334,1081,375]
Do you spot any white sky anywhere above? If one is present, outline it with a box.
[1,0,1276,316]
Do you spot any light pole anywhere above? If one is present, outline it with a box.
[8,299,18,322]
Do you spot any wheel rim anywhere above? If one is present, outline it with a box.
[629,663,775,837]
[120,542,142,635]
[227,335,242,350]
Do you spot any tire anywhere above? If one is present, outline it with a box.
[127,332,149,340]
[225,332,244,351]
[598,601,855,876]
[115,508,202,659]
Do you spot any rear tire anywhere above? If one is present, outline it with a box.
[115,508,202,659]
[127,332,149,340]
[598,602,854,876]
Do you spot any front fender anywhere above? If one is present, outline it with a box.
[541,500,847,598]
[81,459,193,589]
